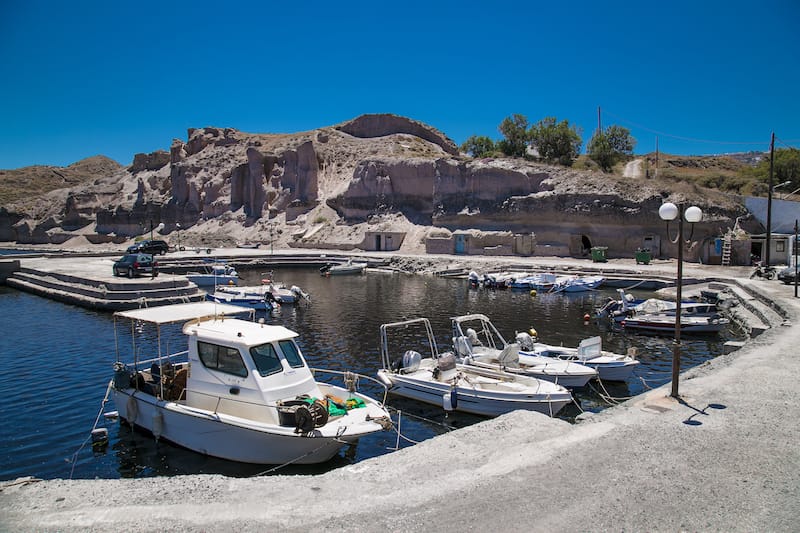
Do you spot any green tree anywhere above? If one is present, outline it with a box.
[460,135,496,157]
[587,125,636,171]
[529,117,582,166]
[739,147,800,195]
[587,132,614,171]
[497,114,530,158]
[606,125,636,156]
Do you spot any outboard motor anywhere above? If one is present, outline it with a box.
[515,332,535,351]
[468,271,480,288]
[400,350,422,373]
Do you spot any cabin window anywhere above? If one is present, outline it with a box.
[250,343,283,377]
[197,341,248,377]
[278,340,305,369]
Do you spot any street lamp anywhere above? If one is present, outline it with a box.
[659,201,703,399]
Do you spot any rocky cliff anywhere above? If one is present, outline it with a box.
[0,114,756,256]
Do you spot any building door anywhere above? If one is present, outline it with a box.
[375,234,382,251]
[455,234,467,254]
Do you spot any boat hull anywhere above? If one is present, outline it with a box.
[622,317,729,334]
[113,389,377,465]
[377,370,571,418]
[580,361,639,381]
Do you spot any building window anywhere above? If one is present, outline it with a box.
[777,241,786,253]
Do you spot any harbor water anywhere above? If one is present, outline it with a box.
[0,266,746,480]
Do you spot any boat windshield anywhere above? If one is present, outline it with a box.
[278,339,305,369]
[250,343,283,377]
[198,341,248,377]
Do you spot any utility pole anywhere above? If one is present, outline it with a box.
[655,136,659,179]
[766,132,775,266]
[597,106,602,135]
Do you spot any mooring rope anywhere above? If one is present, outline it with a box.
[588,379,636,405]
[68,379,114,479]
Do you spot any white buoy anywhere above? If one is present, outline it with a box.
[443,393,454,411]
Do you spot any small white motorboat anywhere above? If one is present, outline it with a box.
[596,289,720,323]
[521,336,640,382]
[320,259,367,276]
[110,302,391,465]
[219,277,310,305]
[205,288,275,312]
[450,314,597,388]
[186,263,239,287]
[621,313,730,334]
[552,275,605,293]
[376,318,573,418]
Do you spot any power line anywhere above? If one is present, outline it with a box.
[774,136,800,150]
[602,110,771,147]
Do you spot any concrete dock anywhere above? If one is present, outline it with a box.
[1,251,798,532]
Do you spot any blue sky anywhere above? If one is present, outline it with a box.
[1,0,798,169]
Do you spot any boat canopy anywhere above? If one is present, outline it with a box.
[114,302,253,325]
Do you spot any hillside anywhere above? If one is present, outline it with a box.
[0,115,757,259]
[0,156,122,206]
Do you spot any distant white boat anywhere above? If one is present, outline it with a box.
[621,313,730,334]
[597,289,720,323]
[186,263,239,287]
[320,259,366,276]
[205,288,274,312]
[552,275,605,293]
[217,282,310,305]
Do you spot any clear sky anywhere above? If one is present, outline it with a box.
[1,0,798,169]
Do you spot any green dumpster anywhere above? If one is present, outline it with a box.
[635,248,652,265]
[590,246,608,263]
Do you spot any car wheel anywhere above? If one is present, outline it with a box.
[127,267,134,278]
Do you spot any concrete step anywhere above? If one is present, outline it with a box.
[7,268,206,311]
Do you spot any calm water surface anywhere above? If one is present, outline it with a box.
[0,267,746,480]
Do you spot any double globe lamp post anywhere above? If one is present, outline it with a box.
[658,201,703,399]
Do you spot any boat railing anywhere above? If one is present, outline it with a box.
[310,368,391,406]
[123,350,189,369]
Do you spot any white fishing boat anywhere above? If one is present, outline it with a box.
[450,314,597,388]
[376,318,573,417]
[521,335,640,382]
[110,302,392,465]
[186,263,239,287]
[320,259,367,276]
[621,313,730,334]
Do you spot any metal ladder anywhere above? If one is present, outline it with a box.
[721,232,733,266]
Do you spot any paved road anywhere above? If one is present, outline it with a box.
[2,257,799,532]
